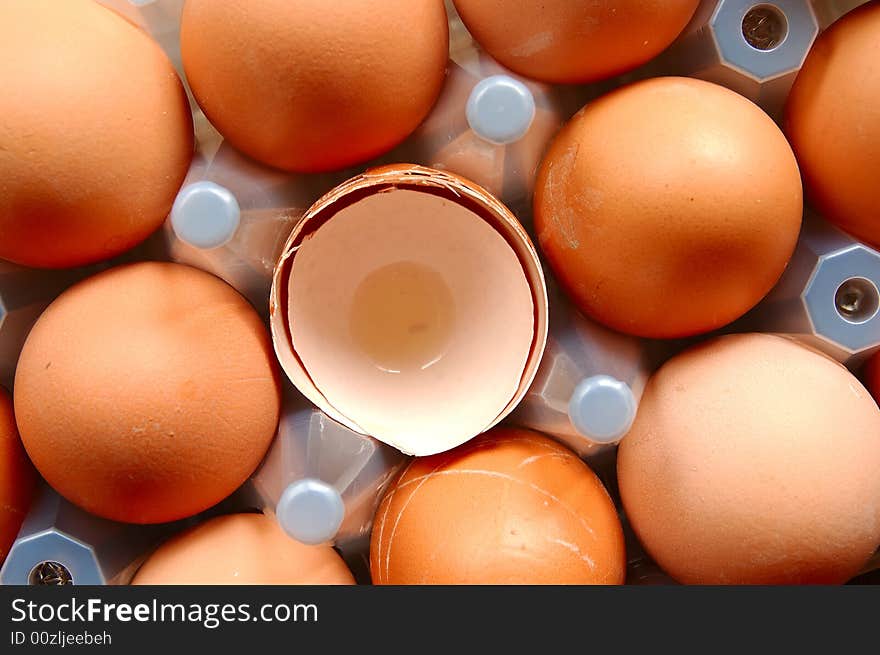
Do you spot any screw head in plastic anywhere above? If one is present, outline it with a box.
[711,0,819,82]
[0,531,103,585]
[803,245,880,353]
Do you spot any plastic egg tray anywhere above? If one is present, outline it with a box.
[1,0,878,587]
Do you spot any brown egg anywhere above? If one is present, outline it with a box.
[534,77,803,338]
[14,262,280,524]
[0,387,36,566]
[371,427,625,584]
[451,0,700,84]
[181,0,448,172]
[0,0,193,269]
[618,334,880,585]
[785,2,880,248]
[132,513,355,585]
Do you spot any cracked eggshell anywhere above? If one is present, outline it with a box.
[0,0,193,269]
[618,334,880,584]
[14,262,281,524]
[370,427,626,584]
[270,165,548,456]
[132,513,355,585]
[0,387,36,566]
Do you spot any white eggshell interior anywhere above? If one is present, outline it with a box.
[287,188,534,455]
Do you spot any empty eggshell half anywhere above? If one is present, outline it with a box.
[270,165,548,456]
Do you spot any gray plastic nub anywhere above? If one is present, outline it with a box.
[569,375,638,444]
[466,75,536,145]
[170,181,241,250]
[276,479,345,546]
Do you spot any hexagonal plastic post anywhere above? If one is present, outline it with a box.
[662,0,819,117]
[511,286,652,458]
[0,486,169,585]
[96,0,184,69]
[383,33,575,222]
[743,213,880,367]
[249,391,408,547]
[165,136,352,314]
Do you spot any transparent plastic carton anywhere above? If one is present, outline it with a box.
[740,212,880,368]
[512,283,653,458]
[247,388,408,547]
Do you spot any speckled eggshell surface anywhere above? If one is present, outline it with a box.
[371,427,625,584]
[785,2,880,248]
[451,0,700,84]
[181,0,449,172]
[0,0,193,268]
[14,263,281,524]
[618,334,880,585]
[132,513,355,585]
[534,77,803,338]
